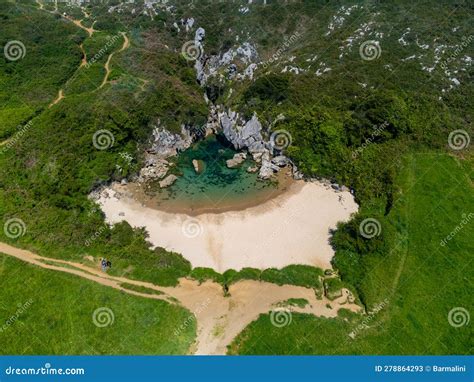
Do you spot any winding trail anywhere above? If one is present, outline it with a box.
[64,15,96,37]
[100,32,129,89]
[79,43,87,68]
[49,89,64,107]
[0,241,360,355]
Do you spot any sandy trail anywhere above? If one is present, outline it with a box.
[65,16,95,37]
[100,32,129,89]
[79,43,87,68]
[97,180,358,272]
[0,242,360,355]
[35,0,43,10]
[49,89,64,107]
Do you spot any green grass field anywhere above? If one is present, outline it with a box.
[0,254,195,354]
[229,152,473,354]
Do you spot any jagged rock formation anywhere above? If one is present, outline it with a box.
[226,152,247,168]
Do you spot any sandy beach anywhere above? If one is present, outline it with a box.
[96,180,358,272]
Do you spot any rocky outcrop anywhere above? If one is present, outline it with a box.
[219,111,268,155]
[138,156,170,183]
[136,123,194,184]
[259,152,280,179]
[226,153,247,168]
[192,159,200,173]
[159,174,178,188]
[149,125,193,158]
[271,155,290,167]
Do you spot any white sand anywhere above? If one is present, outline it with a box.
[96,181,358,272]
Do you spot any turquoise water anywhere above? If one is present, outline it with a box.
[146,135,282,213]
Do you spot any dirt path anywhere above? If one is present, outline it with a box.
[0,241,360,355]
[35,0,43,10]
[65,16,95,37]
[100,32,129,89]
[49,89,64,107]
[79,43,87,68]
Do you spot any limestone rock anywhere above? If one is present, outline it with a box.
[226,152,247,168]
[138,157,170,183]
[149,126,192,158]
[258,158,279,179]
[271,155,290,167]
[159,174,178,188]
[192,159,200,173]
[247,165,258,173]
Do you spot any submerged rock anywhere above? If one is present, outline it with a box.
[192,159,200,173]
[247,165,259,173]
[159,174,178,188]
[226,152,247,168]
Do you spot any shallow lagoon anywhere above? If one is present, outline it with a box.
[133,135,292,214]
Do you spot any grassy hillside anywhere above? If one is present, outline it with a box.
[0,254,195,354]
[229,152,473,354]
